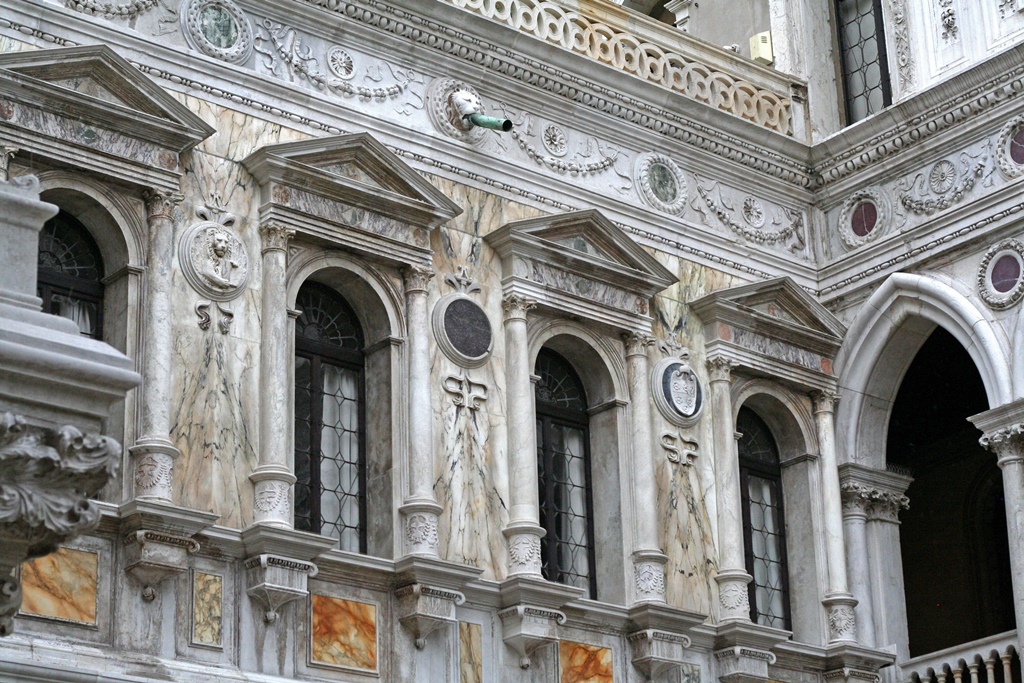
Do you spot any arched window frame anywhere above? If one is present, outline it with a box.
[36,209,106,339]
[293,280,367,553]
[737,405,793,631]
[534,347,598,599]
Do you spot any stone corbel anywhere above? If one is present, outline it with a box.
[628,629,692,680]
[118,499,218,601]
[244,554,318,624]
[714,646,777,683]
[396,584,465,649]
[498,604,566,669]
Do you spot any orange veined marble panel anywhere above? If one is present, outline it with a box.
[20,547,98,624]
[310,594,377,670]
[192,571,223,647]
[560,640,613,683]
[459,621,483,683]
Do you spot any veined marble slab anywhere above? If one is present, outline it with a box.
[559,640,613,683]
[20,547,98,625]
[310,594,377,671]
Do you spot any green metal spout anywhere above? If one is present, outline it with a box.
[466,113,513,132]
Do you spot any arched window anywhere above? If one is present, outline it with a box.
[535,348,596,598]
[294,281,366,553]
[36,210,105,339]
[737,406,791,629]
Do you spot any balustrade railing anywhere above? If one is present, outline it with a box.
[903,632,1021,683]
[441,0,804,136]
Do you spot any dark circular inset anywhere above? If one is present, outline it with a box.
[198,4,239,49]
[443,298,491,359]
[992,253,1021,293]
[850,201,878,237]
[1011,129,1024,165]
[648,162,678,204]
[661,362,702,418]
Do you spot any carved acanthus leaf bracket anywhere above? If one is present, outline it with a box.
[244,554,318,623]
[0,413,120,636]
[396,583,465,649]
[498,604,567,669]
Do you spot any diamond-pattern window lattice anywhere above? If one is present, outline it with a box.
[738,407,791,630]
[293,282,366,553]
[835,0,891,124]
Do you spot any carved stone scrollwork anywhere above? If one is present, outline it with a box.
[979,421,1024,467]
[501,294,535,322]
[396,583,465,649]
[661,432,698,465]
[0,412,120,635]
[889,0,914,89]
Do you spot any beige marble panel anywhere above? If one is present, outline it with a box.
[559,640,613,683]
[310,594,377,670]
[459,621,483,683]
[192,571,223,647]
[170,93,310,161]
[20,547,98,624]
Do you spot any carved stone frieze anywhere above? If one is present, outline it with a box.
[0,413,120,635]
[181,0,253,64]
[693,175,805,251]
[509,115,618,176]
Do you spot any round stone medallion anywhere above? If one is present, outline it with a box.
[181,0,253,64]
[1012,129,1024,166]
[979,239,1024,309]
[996,115,1024,178]
[837,189,889,249]
[432,293,493,367]
[635,153,687,215]
[652,355,703,427]
[850,201,877,237]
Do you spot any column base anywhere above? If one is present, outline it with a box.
[823,592,859,643]
[250,466,297,527]
[502,522,546,577]
[632,549,668,603]
[399,500,443,556]
[716,568,754,621]
[129,437,180,502]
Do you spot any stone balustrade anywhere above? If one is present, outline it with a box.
[903,631,1020,683]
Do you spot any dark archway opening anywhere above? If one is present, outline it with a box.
[887,327,1013,657]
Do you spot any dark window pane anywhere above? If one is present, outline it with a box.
[835,0,892,124]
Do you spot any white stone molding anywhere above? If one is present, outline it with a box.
[652,347,704,427]
[441,0,794,134]
[939,1,960,42]
[0,413,120,635]
[432,267,493,368]
[395,583,465,649]
[634,153,688,215]
[130,188,184,503]
[665,0,693,31]
[180,0,254,65]
[836,188,891,250]
[64,0,159,19]
[977,239,1024,310]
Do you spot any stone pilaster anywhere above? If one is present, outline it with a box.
[840,482,876,647]
[623,331,667,603]
[501,294,545,577]
[399,265,442,556]
[250,223,296,527]
[812,390,858,643]
[707,356,752,621]
[130,188,184,502]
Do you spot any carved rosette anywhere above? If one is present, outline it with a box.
[402,264,434,294]
[259,223,294,254]
[501,294,536,322]
[506,531,542,575]
[405,512,440,555]
[142,188,183,221]
[0,413,120,635]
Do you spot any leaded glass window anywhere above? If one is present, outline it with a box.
[737,407,791,629]
[36,210,104,339]
[535,349,596,598]
[835,0,892,124]
[294,282,366,553]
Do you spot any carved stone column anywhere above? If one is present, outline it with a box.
[501,294,544,577]
[812,391,858,643]
[130,189,184,502]
[865,487,910,660]
[250,223,296,527]
[0,145,17,182]
[398,265,442,556]
[707,356,752,621]
[970,401,1024,657]
[623,331,667,603]
[840,483,876,647]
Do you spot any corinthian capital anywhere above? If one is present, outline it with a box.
[259,223,295,254]
[705,355,734,383]
[812,390,839,414]
[142,188,183,221]
[402,264,434,293]
[623,331,655,357]
[979,422,1024,467]
[501,293,535,321]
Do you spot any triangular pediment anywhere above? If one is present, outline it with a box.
[242,133,461,230]
[487,209,677,293]
[693,277,846,339]
[0,45,214,150]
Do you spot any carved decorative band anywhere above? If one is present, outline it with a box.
[497,604,567,624]
[123,530,201,553]
[243,554,319,576]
